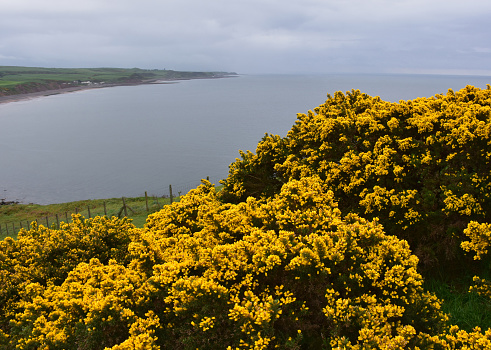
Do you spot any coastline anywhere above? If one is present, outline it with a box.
[0,81,170,105]
[0,85,100,104]
[0,75,237,105]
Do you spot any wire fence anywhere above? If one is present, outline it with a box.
[0,180,216,238]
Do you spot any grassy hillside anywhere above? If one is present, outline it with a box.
[0,66,237,95]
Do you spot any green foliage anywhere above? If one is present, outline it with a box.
[425,276,491,332]
[0,196,175,240]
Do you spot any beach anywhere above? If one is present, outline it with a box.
[0,80,175,105]
[0,85,97,104]
[0,75,237,105]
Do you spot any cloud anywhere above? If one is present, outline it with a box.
[0,0,490,74]
[473,47,491,54]
[0,54,20,60]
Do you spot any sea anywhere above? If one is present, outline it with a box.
[1,73,490,204]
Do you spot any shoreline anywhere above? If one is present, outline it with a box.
[0,85,102,104]
[0,75,238,105]
[0,81,153,105]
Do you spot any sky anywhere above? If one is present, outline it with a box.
[1,0,490,75]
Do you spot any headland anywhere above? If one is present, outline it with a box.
[0,66,238,104]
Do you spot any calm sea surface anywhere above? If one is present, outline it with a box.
[1,74,490,204]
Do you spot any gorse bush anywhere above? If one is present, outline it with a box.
[0,216,135,332]
[0,180,451,349]
[2,85,491,348]
[220,85,491,268]
[134,179,449,348]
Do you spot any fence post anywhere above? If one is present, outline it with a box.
[56,214,59,229]
[46,216,49,227]
[122,197,128,216]
[65,212,69,223]
[12,222,15,233]
[169,185,173,204]
[5,223,8,236]
[104,201,107,216]
[88,206,91,219]
[145,191,149,212]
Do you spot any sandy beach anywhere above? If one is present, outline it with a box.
[0,85,100,104]
[0,80,169,105]
[0,76,233,105]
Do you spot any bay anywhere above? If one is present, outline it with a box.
[0,73,490,204]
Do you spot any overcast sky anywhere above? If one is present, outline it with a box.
[1,0,490,75]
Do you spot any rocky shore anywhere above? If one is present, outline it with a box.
[0,199,19,205]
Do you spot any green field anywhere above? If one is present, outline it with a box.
[0,194,176,240]
[0,184,225,239]
[0,66,237,91]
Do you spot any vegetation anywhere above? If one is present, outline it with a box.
[0,66,237,95]
[2,85,491,348]
[0,195,177,240]
[220,85,491,270]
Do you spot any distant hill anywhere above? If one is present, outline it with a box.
[0,66,237,97]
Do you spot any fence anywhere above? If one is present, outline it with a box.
[0,181,207,238]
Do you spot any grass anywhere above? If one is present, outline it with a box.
[0,66,237,90]
[0,184,224,240]
[0,194,178,240]
[426,278,491,331]
[0,80,22,87]
[424,264,491,331]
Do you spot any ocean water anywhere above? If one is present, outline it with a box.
[0,73,490,204]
